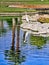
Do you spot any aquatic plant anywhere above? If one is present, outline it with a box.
[30,35,47,49]
[38,17,49,23]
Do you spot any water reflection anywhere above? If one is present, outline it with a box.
[4,46,25,65]
[0,20,4,29]
[30,35,47,49]
[0,20,6,36]
[11,18,16,50]
[16,25,20,52]
[0,19,49,65]
[23,31,26,43]
[4,19,25,65]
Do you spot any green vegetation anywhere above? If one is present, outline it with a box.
[0,28,6,36]
[0,21,6,36]
[0,0,49,13]
[0,0,49,4]
[0,6,36,13]
[0,0,49,17]
[30,35,47,49]
[38,17,49,23]
[4,49,25,64]
[0,16,17,20]
[0,0,38,14]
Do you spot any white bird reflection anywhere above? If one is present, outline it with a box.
[24,32,29,43]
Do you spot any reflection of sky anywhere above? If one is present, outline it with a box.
[0,31,12,51]
[21,43,49,65]
[21,58,49,65]
[0,21,49,65]
[0,30,12,65]
[0,53,9,65]
[0,52,14,65]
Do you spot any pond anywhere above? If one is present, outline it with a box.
[0,20,49,65]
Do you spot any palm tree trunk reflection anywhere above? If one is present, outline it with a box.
[4,18,26,64]
[11,18,16,50]
[16,25,20,52]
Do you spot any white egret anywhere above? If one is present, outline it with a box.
[26,14,29,23]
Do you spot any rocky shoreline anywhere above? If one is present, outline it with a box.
[21,22,49,37]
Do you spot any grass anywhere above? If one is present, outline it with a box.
[0,7,36,19]
[0,0,49,4]
[0,7,36,12]
[0,0,49,17]
[0,0,49,13]
[0,16,19,20]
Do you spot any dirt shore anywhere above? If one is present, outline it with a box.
[9,4,49,9]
